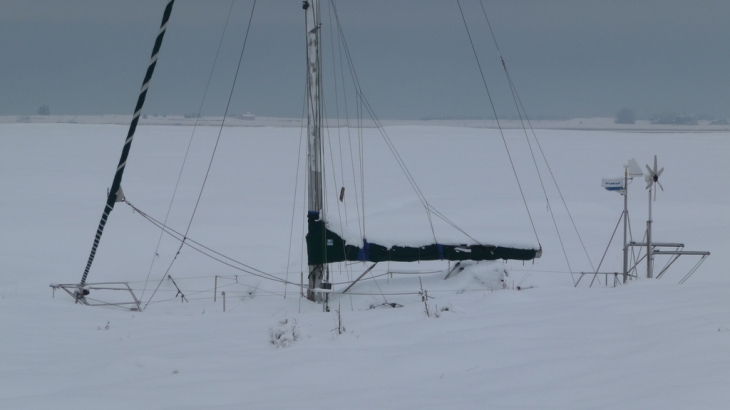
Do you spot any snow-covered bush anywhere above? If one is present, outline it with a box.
[269,318,300,348]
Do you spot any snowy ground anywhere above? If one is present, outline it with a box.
[1,123,728,409]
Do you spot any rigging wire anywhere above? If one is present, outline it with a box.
[320,6,354,283]
[322,62,346,281]
[325,2,358,311]
[144,0,258,308]
[330,4,439,244]
[328,2,365,241]
[477,0,594,273]
[326,0,349,224]
[140,0,237,302]
[285,80,309,299]
[323,107,348,282]
[330,1,524,250]
[126,201,285,283]
[355,96,362,235]
[455,0,540,247]
[325,1,358,307]
[321,0,533,252]
[103,278,523,298]
[426,205,484,246]
[319,4,347,272]
[138,286,529,308]
[477,0,574,282]
[299,157,308,294]
[298,28,312,292]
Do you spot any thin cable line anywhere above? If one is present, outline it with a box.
[140,0,236,302]
[330,2,438,241]
[477,0,592,272]
[285,82,308,299]
[456,0,540,246]
[126,201,283,282]
[477,0,572,279]
[145,0,258,308]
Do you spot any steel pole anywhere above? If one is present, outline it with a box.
[303,0,325,301]
[622,167,629,283]
[647,188,653,278]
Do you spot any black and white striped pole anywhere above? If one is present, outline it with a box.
[77,0,175,301]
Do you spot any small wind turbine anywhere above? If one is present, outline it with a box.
[645,155,664,200]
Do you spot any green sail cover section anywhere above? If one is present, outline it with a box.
[306,213,540,265]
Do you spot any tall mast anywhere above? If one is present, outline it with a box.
[622,166,629,284]
[303,0,325,301]
[76,0,175,301]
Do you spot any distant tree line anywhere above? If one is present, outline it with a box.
[615,108,727,126]
[614,108,636,124]
[649,112,698,125]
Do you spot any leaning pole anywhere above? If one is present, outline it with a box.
[77,0,175,301]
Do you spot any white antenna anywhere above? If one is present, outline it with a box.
[597,159,642,284]
[627,158,643,178]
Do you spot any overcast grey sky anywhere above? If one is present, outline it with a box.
[1,0,728,119]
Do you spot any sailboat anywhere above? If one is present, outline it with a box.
[51,0,541,309]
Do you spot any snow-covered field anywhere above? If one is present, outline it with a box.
[1,123,728,409]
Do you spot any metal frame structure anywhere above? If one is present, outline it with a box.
[50,282,142,311]
[579,157,710,286]
[577,242,709,287]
